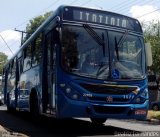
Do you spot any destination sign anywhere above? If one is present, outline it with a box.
[62,7,142,32]
[74,10,128,28]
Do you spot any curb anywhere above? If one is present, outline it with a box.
[147,118,160,123]
[123,119,160,125]
[0,125,28,137]
[0,125,6,132]
[145,118,160,125]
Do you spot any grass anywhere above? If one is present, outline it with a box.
[147,110,160,120]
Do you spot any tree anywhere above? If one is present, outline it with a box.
[0,52,8,75]
[25,11,52,41]
[143,21,160,74]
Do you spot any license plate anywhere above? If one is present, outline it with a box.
[135,109,147,115]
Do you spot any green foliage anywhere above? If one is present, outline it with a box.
[143,21,160,73]
[148,110,160,120]
[25,11,52,40]
[0,52,8,75]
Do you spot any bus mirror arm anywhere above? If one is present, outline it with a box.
[56,16,61,23]
[55,26,62,44]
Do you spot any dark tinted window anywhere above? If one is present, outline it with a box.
[23,44,32,71]
[32,33,42,67]
[11,58,16,78]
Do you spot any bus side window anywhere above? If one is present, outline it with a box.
[19,57,23,74]
[11,58,16,78]
[7,63,11,79]
[32,33,42,67]
[23,44,32,72]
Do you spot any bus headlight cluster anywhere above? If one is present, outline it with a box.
[133,96,145,104]
[64,87,82,100]
[141,88,148,98]
[133,88,148,104]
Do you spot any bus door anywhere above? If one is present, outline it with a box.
[45,30,56,113]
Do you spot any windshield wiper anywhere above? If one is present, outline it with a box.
[117,30,128,48]
[115,37,119,61]
[114,30,128,61]
[83,24,106,56]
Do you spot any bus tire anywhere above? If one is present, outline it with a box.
[152,104,159,111]
[6,93,12,112]
[90,118,107,125]
[30,91,39,118]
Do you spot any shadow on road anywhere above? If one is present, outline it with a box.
[0,107,139,137]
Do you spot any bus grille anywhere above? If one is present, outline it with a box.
[88,96,129,103]
[93,105,127,114]
[80,83,137,95]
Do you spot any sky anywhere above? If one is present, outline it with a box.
[0,0,160,59]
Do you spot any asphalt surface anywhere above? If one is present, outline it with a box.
[0,105,159,137]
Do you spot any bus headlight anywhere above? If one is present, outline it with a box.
[72,94,79,100]
[66,88,71,93]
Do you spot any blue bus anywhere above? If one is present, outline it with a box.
[2,5,152,124]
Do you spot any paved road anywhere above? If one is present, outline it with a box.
[106,119,160,131]
[77,118,160,131]
[0,105,159,137]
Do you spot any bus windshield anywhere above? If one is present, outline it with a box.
[61,25,145,80]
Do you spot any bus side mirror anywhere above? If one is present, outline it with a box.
[145,42,152,67]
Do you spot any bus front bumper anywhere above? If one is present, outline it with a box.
[57,95,149,120]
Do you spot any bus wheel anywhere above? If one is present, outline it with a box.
[90,118,107,125]
[6,93,12,112]
[30,93,39,118]
[152,104,159,111]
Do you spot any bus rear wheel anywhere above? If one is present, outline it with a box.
[30,93,39,118]
[90,118,107,125]
[152,104,159,111]
[6,93,13,112]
